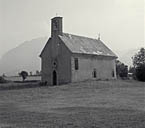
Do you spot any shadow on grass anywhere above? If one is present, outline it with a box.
[0,81,47,91]
[0,104,145,128]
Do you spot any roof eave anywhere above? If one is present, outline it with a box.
[39,37,51,58]
[72,52,118,59]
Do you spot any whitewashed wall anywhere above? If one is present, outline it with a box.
[71,54,116,82]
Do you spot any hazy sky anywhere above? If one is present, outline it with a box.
[0,0,144,58]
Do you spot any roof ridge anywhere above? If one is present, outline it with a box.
[63,33,99,41]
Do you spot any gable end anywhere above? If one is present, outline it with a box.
[39,38,52,57]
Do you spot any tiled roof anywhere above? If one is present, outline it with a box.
[59,33,117,57]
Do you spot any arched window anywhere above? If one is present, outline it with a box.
[112,70,115,77]
[93,69,97,78]
[53,70,57,85]
[74,58,79,70]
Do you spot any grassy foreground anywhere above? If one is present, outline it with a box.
[0,80,145,128]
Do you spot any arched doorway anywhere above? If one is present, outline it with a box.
[53,70,57,85]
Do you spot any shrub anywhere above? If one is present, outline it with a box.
[0,76,7,83]
[116,60,128,78]
[135,64,145,81]
[19,71,28,81]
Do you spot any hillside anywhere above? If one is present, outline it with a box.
[0,80,144,127]
[0,37,47,76]
[116,48,141,66]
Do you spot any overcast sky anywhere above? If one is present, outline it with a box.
[0,0,144,58]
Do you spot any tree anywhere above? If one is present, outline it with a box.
[18,72,21,76]
[132,48,145,68]
[116,60,128,78]
[2,73,6,77]
[35,70,40,76]
[128,66,136,79]
[135,64,145,81]
[29,72,32,76]
[132,48,145,81]
[129,66,135,73]
[20,71,28,81]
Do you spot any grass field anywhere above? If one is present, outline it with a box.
[0,80,145,128]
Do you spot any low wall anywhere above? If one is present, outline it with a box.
[4,76,41,82]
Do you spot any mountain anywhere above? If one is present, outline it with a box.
[116,48,141,67]
[0,37,48,76]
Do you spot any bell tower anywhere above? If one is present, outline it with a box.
[51,17,63,37]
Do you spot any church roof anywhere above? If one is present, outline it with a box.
[59,33,117,57]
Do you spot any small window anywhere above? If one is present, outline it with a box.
[55,21,58,28]
[53,21,58,30]
[74,58,79,70]
[52,61,57,68]
[53,62,56,66]
[93,69,97,78]
[112,70,114,77]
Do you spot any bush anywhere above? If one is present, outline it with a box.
[116,60,128,78]
[135,64,145,81]
[19,71,28,81]
[0,76,7,83]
